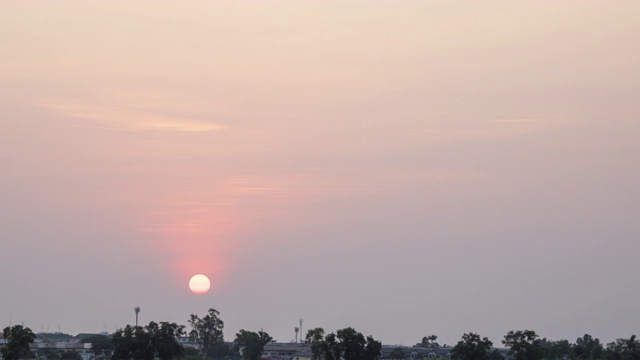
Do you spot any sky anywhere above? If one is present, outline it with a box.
[1,0,639,347]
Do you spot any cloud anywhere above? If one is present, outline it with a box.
[38,100,227,133]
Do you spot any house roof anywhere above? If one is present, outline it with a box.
[36,333,73,341]
[264,343,311,354]
[75,333,104,341]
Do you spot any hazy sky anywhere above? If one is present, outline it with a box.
[1,0,639,346]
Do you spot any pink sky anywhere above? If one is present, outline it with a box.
[1,1,639,345]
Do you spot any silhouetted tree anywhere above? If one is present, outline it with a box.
[189,308,225,359]
[111,325,154,360]
[419,335,440,348]
[306,328,326,360]
[322,333,341,360]
[147,321,186,360]
[1,325,36,360]
[451,333,493,360]
[235,330,272,360]
[537,338,572,360]
[112,322,184,360]
[605,335,640,360]
[574,334,604,360]
[337,328,367,360]
[364,335,382,360]
[502,330,544,360]
[488,349,504,360]
[315,328,381,360]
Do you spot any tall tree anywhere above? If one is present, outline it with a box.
[337,328,366,360]
[147,321,186,360]
[305,327,326,360]
[364,335,382,360]
[1,325,36,360]
[451,332,493,360]
[189,308,225,359]
[322,333,341,360]
[574,334,604,360]
[235,330,272,360]
[502,330,543,360]
[111,325,155,360]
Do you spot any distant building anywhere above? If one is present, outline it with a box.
[263,343,311,360]
[291,347,313,360]
[380,345,452,359]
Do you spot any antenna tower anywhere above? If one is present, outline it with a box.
[134,306,141,327]
[299,318,303,343]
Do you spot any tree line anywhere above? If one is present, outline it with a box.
[304,327,381,360]
[448,330,640,360]
[3,313,640,360]
[1,308,270,360]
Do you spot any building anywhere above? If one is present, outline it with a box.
[263,343,311,360]
[380,345,452,359]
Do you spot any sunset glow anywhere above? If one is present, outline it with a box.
[1,0,639,344]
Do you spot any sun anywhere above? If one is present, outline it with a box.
[188,274,211,295]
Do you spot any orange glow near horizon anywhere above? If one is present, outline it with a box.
[136,174,321,291]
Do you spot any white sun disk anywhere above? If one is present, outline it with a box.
[189,274,211,295]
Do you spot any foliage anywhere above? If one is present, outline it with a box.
[488,349,504,360]
[605,335,640,360]
[9,312,640,360]
[502,330,544,360]
[305,327,326,360]
[451,332,493,360]
[234,330,272,360]
[182,346,204,360]
[418,335,440,348]
[317,328,380,360]
[539,338,572,360]
[147,321,186,360]
[111,322,184,360]
[213,341,238,358]
[1,325,37,360]
[321,333,341,360]
[364,335,382,360]
[111,325,155,360]
[337,327,367,360]
[189,308,225,359]
[574,334,604,360]
[389,348,407,360]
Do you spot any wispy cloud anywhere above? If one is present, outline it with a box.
[38,100,227,133]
